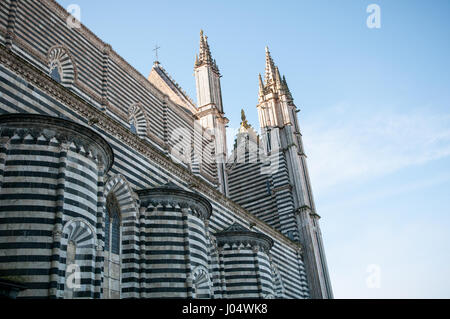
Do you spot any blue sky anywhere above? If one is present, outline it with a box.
[56,0,450,298]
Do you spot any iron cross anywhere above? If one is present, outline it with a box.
[153,44,161,62]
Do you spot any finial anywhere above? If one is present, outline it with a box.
[264,46,277,85]
[275,66,282,87]
[258,73,265,97]
[241,109,246,122]
[240,109,250,129]
[196,29,214,69]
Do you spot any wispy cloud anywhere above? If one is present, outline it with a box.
[302,102,450,298]
[302,103,450,193]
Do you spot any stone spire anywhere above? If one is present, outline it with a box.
[194,30,228,195]
[264,46,277,85]
[261,47,292,100]
[195,30,218,72]
[274,66,283,92]
[256,46,333,299]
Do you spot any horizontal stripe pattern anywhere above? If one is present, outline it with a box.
[0,0,312,299]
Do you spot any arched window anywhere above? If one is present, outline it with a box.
[129,119,137,135]
[105,193,121,253]
[103,193,122,299]
[47,45,76,87]
[128,103,148,138]
[50,66,62,83]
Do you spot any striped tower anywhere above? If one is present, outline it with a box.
[257,47,333,299]
[194,30,229,196]
[136,183,212,298]
[214,223,274,298]
[227,110,282,231]
[0,114,113,299]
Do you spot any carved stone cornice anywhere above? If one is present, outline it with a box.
[195,105,221,118]
[137,183,212,221]
[0,42,303,254]
[214,223,274,253]
[0,114,114,172]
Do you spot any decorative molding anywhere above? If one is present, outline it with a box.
[214,223,274,253]
[0,113,114,172]
[137,183,212,221]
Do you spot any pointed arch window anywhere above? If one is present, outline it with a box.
[103,193,122,299]
[105,193,121,255]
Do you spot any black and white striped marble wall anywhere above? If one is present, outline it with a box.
[0,0,311,299]
[0,114,113,299]
[136,185,212,298]
[0,51,310,300]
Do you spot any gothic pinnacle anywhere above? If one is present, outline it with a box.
[283,75,293,100]
[201,30,211,61]
[258,73,265,97]
[275,66,282,89]
[264,46,277,85]
[196,30,217,71]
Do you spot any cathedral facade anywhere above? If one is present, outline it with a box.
[0,0,332,299]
